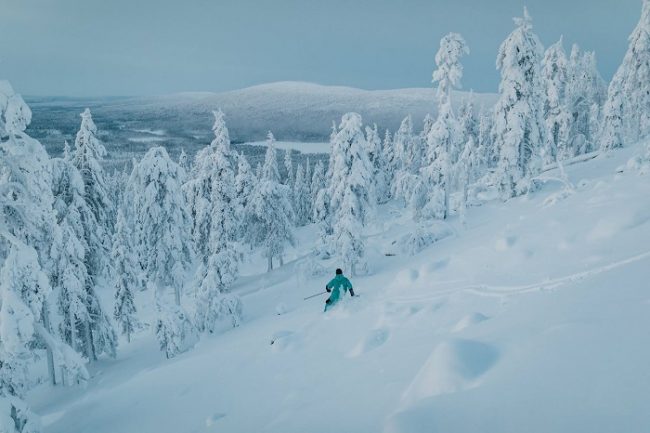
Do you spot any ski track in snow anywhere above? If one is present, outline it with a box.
[388,250,650,304]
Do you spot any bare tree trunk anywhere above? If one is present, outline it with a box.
[444,161,450,220]
[267,255,273,272]
[83,322,96,362]
[41,303,57,386]
[68,309,77,352]
[174,285,181,306]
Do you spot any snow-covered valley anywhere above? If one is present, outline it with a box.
[25,82,493,171]
[28,141,650,433]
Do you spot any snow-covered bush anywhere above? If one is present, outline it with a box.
[400,222,453,256]
[624,140,650,174]
[155,302,198,359]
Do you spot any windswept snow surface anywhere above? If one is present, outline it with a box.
[30,142,650,433]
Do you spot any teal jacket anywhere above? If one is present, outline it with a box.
[325,275,353,311]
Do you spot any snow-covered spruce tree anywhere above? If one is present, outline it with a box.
[234,151,256,233]
[50,156,117,362]
[566,46,607,153]
[193,130,242,333]
[459,95,479,148]
[262,132,282,182]
[1,82,93,378]
[365,124,390,204]
[312,186,333,259]
[293,164,311,226]
[63,140,72,161]
[478,109,495,168]
[244,133,295,271]
[365,124,382,164]
[0,81,54,260]
[328,113,375,275]
[542,37,572,162]
[111,209,140,343]
[304,157,312,197]
[381,129,396,194]
[421,112,458,221]
[310,160,326,223]
[393,115,415,173]
[582,52,607,144]
[492,8,546,199]
[600,77,626,151]
[392,116,420,205]
[72,108,114,276]
[422,32,469,220]
[125,146,195,358]
[50,161,90,356]
[184,109,235,263]
[601,0,650,149]
[283,149,295,207]
[178,148,190,174]
[0,83,87,427]
[432,32,469,111]
[108,164,129,213]
[457,135,483,223]
[420,114,435,151]
[1,239,88,428]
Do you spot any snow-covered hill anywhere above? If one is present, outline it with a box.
[26,82,496,165]
[156,81,496,142]
[28,141,650,433]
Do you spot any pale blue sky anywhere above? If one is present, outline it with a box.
[0,0,643,96]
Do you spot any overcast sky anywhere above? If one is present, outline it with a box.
[0,0,643,96]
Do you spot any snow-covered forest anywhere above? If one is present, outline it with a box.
[2,3,650,433]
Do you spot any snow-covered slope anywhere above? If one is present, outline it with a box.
[28,142,650,433]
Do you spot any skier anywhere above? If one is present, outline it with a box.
[324,268,355,312]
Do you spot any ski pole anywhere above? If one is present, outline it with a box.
[303,291,328,300]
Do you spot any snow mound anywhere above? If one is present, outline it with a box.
[587,209,650,241]
[205,413,226,427]
[269,330,302,351]
[452,312,490,332]
[348,327,390,358]
[494,234,517,251]
[400,339,498,406]
[275,303,289,315]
